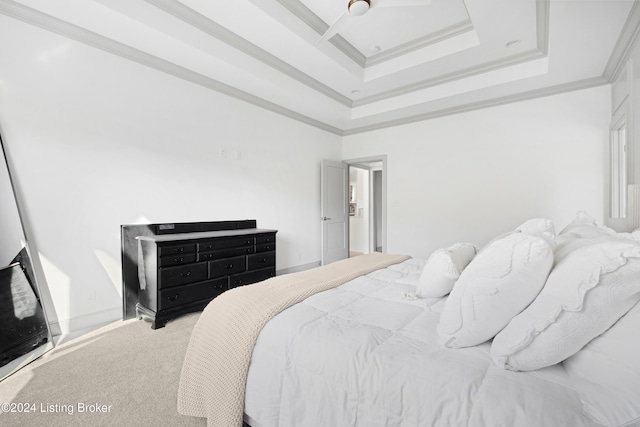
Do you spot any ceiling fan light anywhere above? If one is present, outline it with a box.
[348,0,370,16]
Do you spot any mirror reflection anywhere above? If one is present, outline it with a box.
[0,130,53,380]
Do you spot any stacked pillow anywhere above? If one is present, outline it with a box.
[436,219,555,348]
[428,212,640,371]
[563,301,640,426]
[491,239,640,370]
[424,213,640,423]
[556,210,616,240]
[515,217,556,238]
[490,212,640,371]
[554,211,620,264]
[415,243,477,298]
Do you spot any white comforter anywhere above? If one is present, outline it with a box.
[244,258,601,427]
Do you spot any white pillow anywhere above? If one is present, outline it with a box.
[558,211,616,240]
[437,233,554,348]
[416,243,477,298]
[515,218,556,238]
[479,218,555,255]
[491,240,640,371]
[563,301,640,426]
[553,235,621,266]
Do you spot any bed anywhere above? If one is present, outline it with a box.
[177,213,640,427]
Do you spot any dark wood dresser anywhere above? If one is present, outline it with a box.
[121,220,277,329]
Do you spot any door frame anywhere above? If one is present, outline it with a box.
[344,155,387,254]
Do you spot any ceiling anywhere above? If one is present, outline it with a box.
[1,0,638,135]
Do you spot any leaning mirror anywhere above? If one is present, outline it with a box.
[0,130,53,381]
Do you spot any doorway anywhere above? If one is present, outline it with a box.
[346,157,386,257]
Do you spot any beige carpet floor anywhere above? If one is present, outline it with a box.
[0,313,207,427]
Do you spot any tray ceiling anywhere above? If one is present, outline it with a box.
[0,0,637,135]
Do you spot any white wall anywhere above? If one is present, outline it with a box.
[0,16,341,333]
[343,86,611,258]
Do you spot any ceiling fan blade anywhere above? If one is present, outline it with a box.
[317,10,349,44]
[376,0,432,8]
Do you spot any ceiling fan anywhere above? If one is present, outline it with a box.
[318,0,433,44]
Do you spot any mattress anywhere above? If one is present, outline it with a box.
[243,258,601,427]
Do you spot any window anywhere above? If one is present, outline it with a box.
[611,121,627,218]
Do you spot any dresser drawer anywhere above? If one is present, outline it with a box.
[159,262,207,289]
[158,278,228,310]
[256,234,276,245]
[247,251,275,270]
[197,246,254,262]
[159,253,197,267]
[230,267,275,288]
[197,236,254,252]
[255,243,276,253]
[158,243,196,257]
[208,256,246,278]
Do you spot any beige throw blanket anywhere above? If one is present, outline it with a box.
[177,252,410,426]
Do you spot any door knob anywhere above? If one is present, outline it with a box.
[321,217,331,221]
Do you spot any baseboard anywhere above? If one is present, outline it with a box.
[52,306,121,344]
[48,263,321,344]
[276,261,321,276]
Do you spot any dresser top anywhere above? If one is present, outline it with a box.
[136,228,278,243]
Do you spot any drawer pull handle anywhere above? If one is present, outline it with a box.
[180,271,192,278]
[259,258,267,263]
[175,248,184,253]
[175,257,184,262]
[235,280,243,285]
[168,294,180,302]
[215,283,224,289]
[225,264,234,269]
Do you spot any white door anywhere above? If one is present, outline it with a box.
[321,160,348,265]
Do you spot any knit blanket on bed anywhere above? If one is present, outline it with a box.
[177,252,410,427]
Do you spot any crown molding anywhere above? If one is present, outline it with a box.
[328,19,475,70]
[329,34,368,67]
[275,0,327,38]
[145,0,352,107]
[537,0,549,55]
[0,0,343,136]
[352,48,546,107]
[343,76,608,136]
[603,0,640,82]
[365,19,474,67]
